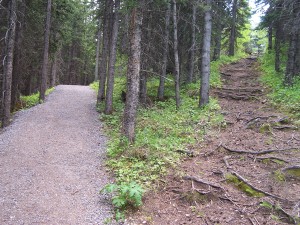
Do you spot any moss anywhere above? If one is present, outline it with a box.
[259,123,272,134]
[284,168,300,177]
[273,170,286,182]
[226,174,265,197]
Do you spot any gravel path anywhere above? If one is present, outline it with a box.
[0,85,113,224]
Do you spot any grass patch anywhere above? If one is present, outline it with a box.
[260,52,300,118]
[18,87,55,110]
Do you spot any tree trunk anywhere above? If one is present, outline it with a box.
[50,50,59,87]
[268,24,273,52]
[94,19,101,81]
[213,20,222,61]
[11,0,26,111]
[228,0,237,56]
[187,0,197,83]
[199,0,212,107]
[122,0,144,143]
[274,25,282,72]
[139,9,151,107]
[285,31,298,85]
[105,0,120,114]
[157,1,171,101]
[1,0,17,127]
[97,0,112,103]
[172,0,180,109]
[39,0,52,101]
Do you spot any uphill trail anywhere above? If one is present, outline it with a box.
[127,58,300,225]
[0,85,113,224]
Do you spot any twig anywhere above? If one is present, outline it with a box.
[230,171,290,203]
[204,142,222,156]
[183,176,222,190]
[221,144,299,155]
[223,156,232,169]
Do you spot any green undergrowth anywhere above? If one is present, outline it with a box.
[260,52,300,118]
[18,87,55,110]
[91,55,243,219]
[91,78,223,188]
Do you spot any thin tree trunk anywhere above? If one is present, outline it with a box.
[97,0,112,103]
[213,20,222,61]
[39,0,52,101]
[157,1,171,100]
[228,0,237,56]
[122,0,144,143]
[1,0,17,127]
[105,0,120,114]
[94,19,101,81]
[199,0,212,107]
[274,26,282,72]
[172,0,180,109]
[285,31,298,85]
[139,10,151,107]
[50,50,59,87]
[11,0,26,111]
[187,0,196,83]
[268,24,273,52]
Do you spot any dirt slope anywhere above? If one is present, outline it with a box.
[126,58,300,225]
[0,85,112,224]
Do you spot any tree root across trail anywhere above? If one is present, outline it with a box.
[0,85,113,224]
[125,58,300,225]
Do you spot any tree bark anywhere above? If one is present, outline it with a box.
[11,0,26,111]
[39,0,52,101]
[228,0,237,56]
[97,0,112,103]
[157,1,171,101]
[213,19,222,61]
[274,25,282,72]
[268,24,273,52]
[1,0,17,127]
[285,31,298,85]
[199,0,212,107]
[105,0,120,114]
[122,0,144,143]
[94,19,101,81]
[187,0,197,83]
[172,0,180,109]
[50,50,59,87]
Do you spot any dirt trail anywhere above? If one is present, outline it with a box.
[127,58,300,225]
[0,85,112,224]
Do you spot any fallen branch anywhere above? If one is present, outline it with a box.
[183,176,222,190]
[221,144,299,155]
[230,171,290,203]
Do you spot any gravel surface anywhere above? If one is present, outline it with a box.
[0,85,113,224]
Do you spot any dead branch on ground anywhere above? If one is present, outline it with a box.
[183,176,223,190]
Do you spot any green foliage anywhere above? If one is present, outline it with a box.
[101,182,144,221]
[226,174,265,197]
[19,88,55,110]
[260,52,300,118]
[273,170,286,182]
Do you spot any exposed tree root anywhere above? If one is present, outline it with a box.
[183,176,223,190]
[230,171,290,203]
[221,144,299,155]
[255,156,290,164]
[273,125,298,130]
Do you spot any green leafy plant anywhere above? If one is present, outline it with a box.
[101,182,144,209]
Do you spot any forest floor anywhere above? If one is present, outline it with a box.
[0,85,113,224]
[126,58,300,225]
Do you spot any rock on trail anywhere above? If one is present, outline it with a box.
[0,85,113,224]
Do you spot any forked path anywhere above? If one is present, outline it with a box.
[0,85,112,224]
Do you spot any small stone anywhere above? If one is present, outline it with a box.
[186,214,190,217]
